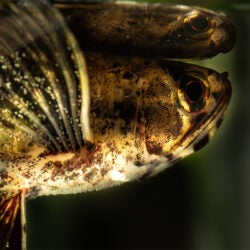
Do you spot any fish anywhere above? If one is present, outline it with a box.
[0,0,234,249]
[56,1,236,59]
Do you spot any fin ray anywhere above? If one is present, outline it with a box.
[0,0,92,154]
[0,193,21,250]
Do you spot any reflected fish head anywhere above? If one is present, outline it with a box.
[160,6,236,59]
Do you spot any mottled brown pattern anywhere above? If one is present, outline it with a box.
[145,106,183,155]
[0,171,9,188]
[0,1,235,249]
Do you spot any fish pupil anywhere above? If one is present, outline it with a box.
[189,16,210,32]
[185,80,205,103]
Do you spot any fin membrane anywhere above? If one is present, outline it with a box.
[0,193,23,250]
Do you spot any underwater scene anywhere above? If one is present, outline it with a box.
[0,0,250,250]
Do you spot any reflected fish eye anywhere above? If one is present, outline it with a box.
[189,16,210,32]
[185,15,212,35]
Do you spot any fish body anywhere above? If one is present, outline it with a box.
[57,1,236,58]
[1,51,231,198]
[0,0,234,249]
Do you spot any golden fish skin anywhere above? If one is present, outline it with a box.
[0,0,233,249]
[56,1,236,59]
[0,52,232,197]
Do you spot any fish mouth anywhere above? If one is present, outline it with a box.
[193,88,231,151]
[212,14,237,54]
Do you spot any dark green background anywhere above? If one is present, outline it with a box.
[26,1,250,250]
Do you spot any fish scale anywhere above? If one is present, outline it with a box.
[0,0,235,249]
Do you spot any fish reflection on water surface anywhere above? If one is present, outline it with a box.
[58,1,236,58]
[0,0,235,249]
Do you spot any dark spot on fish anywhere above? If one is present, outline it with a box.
[101,168,108,176]
[123,71,133,80]
[115,27,123,33]
[54,161,63,169]
[114,96,137,124]
[84,141,96,151]
[112,62,121,68]
[27,142,34,147]
[146,141,162,155]
[0,170,9,180]
[164,153,174,161]
[211,92,221,101]
[193,134,210,151]
[139,170,153,181]
[120,126,128,135]
[0,118,15,129]
[38,149,53,157]
[221,71,229,79]
[134,160,144,167]
[100,124,111,135]
[158,60,182,82]
[194,112,206,124]
[135,89,144,96]
[127,20,138,26]
[0,171,9,188]
[207,68,214,75]
[50,161,67,181]
[133,161,141,167]
[216,118,223,129]
[21,171,31,179]
[84,170,97,182]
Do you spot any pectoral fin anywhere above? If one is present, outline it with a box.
[0,192,26,250]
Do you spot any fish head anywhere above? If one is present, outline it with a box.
[159,6,236,58]
[143,60,232,164]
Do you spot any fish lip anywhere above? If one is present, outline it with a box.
[213,14,237,54]
[191,75,232,147]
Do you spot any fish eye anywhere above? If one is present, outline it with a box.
[185,80,205,103]
[185,15,212,35]
[189,16,210,32]
[178,75,208,113]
